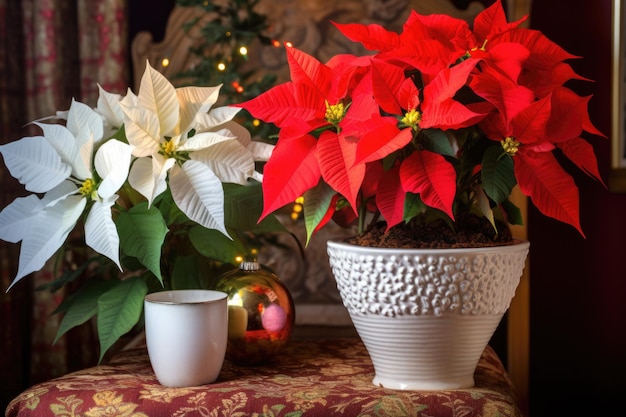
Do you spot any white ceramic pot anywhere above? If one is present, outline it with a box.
[327,239,530,390]
[144,289,228,387]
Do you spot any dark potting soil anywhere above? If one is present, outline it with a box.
[347,215,515,249]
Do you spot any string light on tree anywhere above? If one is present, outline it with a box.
[232,81,244,93]
[291,196,304,221]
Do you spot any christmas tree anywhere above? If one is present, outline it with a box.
[176,0,278,139]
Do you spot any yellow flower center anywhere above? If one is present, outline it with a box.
[79,178,95,197]
[401,109,421,130]
[466,39,489,59]
[325,101,345,126]
[159,138,177,159]
[501,136,521,155]
[470,39,489,52]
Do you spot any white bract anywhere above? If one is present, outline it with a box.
[0,61,273,292]
[0,100,132,288]
[95,84,127,136]
[120,62,272,237]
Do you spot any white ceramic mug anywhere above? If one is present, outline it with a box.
[144,289,228,387]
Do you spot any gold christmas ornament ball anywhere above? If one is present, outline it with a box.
[216,261,295,365]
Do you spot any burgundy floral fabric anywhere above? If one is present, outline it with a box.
[6,338,522,417]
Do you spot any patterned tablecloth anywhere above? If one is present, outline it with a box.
[6,338,522,417]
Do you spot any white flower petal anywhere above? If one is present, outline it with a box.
[77,135,94,180]
[0,136,71,193]
[35,121,90,180]
[128,156,173,205]
[55,110,69,120]
[9,195,85,290]
[178,130,235,153]
[197,105,240,130]
[120,88,138,107]
[95,139,133,199]
[170,161,229,237]
[128,157,154,202]
[217,120,274,161]
[192,140,255,184]
[96,84,125,129]
[120,104,162,157]
[220,120,251,146]
[247,141,275,162]
[139,62,179,136]
[252,171,263,182]
[0,195,43,243]
[85,195,122,270]
[33,122,82,173]
[66,99,104,146]
[42,181,80,207]
[177,85,221,132]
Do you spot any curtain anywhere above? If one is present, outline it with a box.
[0,0,128,407]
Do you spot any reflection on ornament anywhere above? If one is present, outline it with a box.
[216,261,295,365]
[261,303,286,332]
[227,293,248,339]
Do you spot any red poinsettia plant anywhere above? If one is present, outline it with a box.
[235,0,604,245]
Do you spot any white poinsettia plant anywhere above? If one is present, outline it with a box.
[0,62,281,360]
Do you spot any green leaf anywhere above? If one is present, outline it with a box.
[156,188,188,226]
[170,254,219,290]
[117,202,168,283]
[474,187,497,232]
[53,279,119,344]
[170,254,202,290]
[97,277,148,362]
[188,225,246,264]
[481,145,516,204]
[223,182,285,233]
[420,128,455,156]
[403,192,426,223]
[37,255,99,293]
[108,124,128,143]
[501,198,524,226]
[303,182,335,245]
[118,182,146,207]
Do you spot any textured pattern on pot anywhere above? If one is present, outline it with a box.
[327,240,530,317]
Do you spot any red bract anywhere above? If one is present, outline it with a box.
[419,58,486,129]
[400,150,457,220]
[235,0,604,240]
[259,132,320,219]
